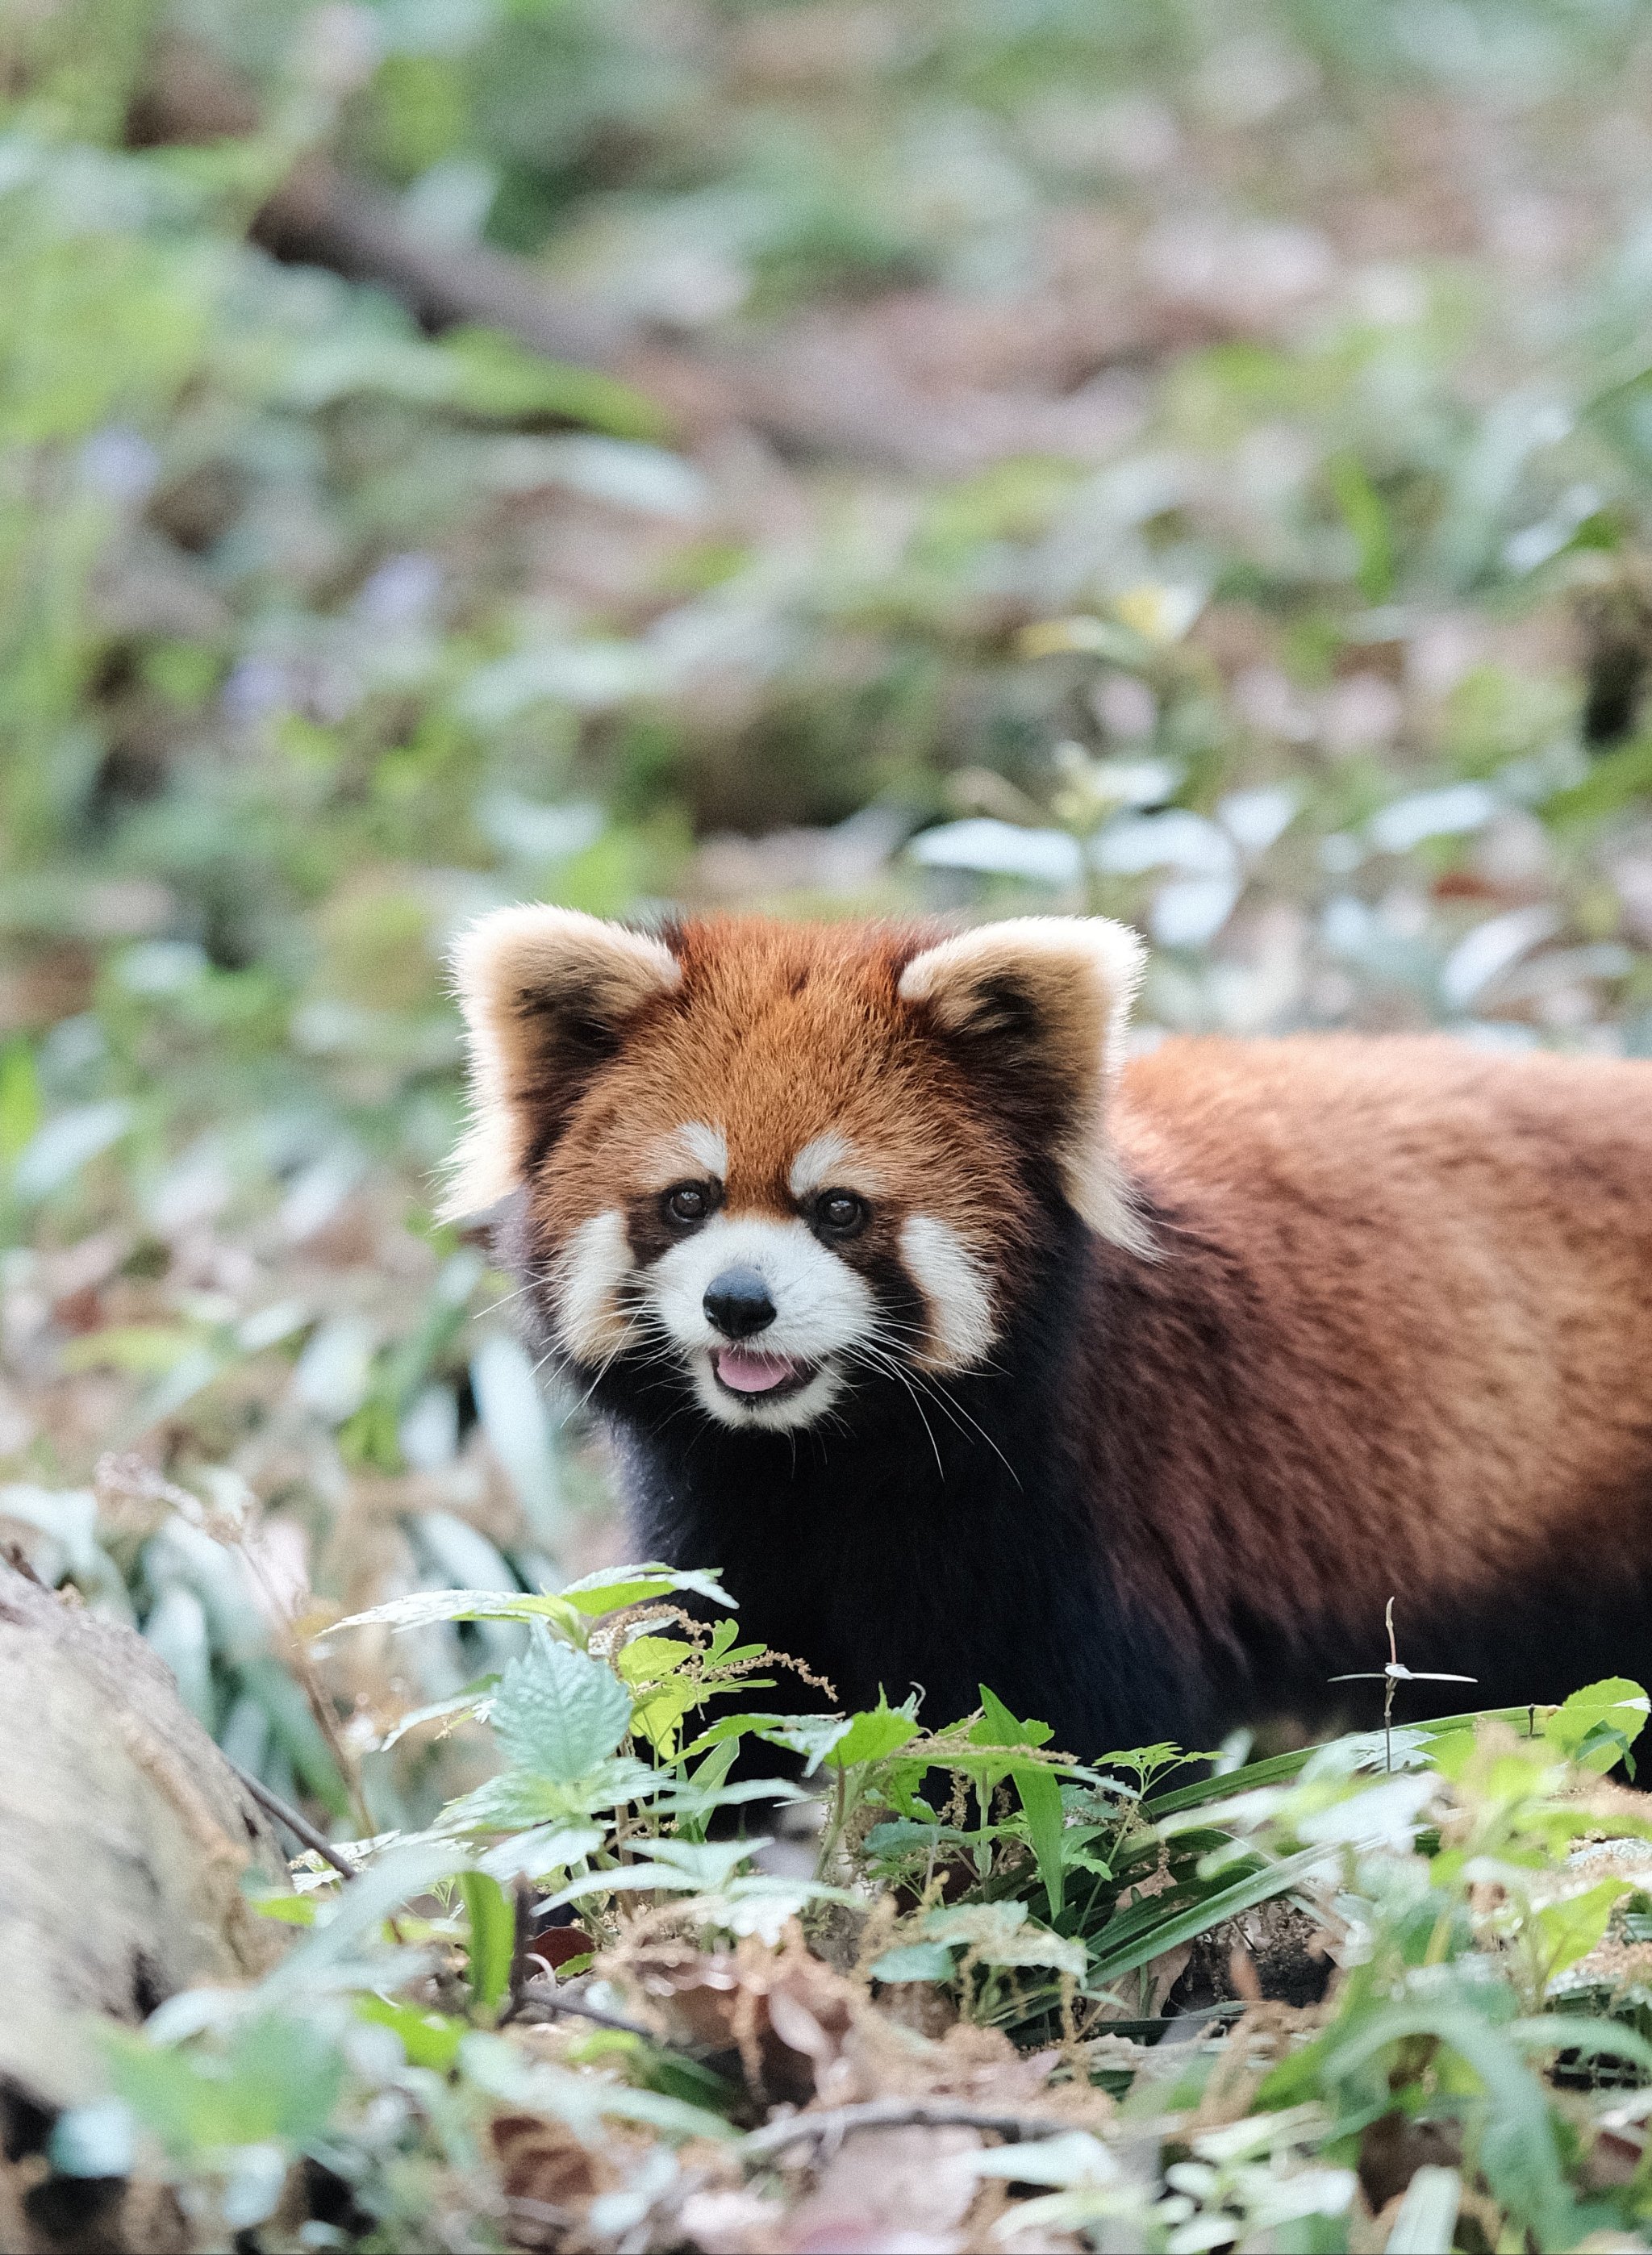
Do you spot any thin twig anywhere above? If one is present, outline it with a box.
[515,1976,678,2047]
[230,1758,357,1883]
[742,2098,1072,2162]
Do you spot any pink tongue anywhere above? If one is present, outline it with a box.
[715,1347,799,1394]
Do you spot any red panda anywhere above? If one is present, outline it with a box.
[447,907,1652,1758]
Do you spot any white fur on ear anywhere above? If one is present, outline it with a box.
[897,915,1150,1251]
[442,905,680,1219]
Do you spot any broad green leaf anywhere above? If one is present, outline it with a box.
[267,1840,474,1995]
[490,1628,633,1784]
[620,1635,701,1755]
[332,1568,731,1644]
[478,1822,606,1884]
[926,1900,1087,1977]
[1543,1677,1649,1774]
[1530,1878,1631,1979]
[824,1698,919,1769]
[615,1635,692,1682]
[1508,2013,1652,2081]
[60,1323,198,1376]
[1312,2001,1578,2249]
[437,1771,590,1835]
[682,1710,853,1772]
[379,1679,499,1751]
[1542,737,1652,828]
[104,2013,344,2157]
[974,1685,1055,1750]
[461,1871,516,2015]
[330,1588,584,1638]
[870,1942,957,1983]
[354,1996,466,2073]
[249,1894,316,1927]
[541,1836,757,1909]
[864,1819,968,1858]
[555,1563,735,1615]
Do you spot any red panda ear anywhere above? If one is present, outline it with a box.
[443,906,681,1218]
[897,916,1149,1249]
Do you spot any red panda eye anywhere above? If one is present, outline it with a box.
[815,1188,868,1236]
[664,1182,712,1225]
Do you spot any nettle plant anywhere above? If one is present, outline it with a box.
[57,1568,1652,2253]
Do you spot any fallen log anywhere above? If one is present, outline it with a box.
[0,1560,289,2238]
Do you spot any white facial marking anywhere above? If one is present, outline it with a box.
[901,1214,996,1373]
[646,1213,877,1432]
[553,1209,635,1364]
[788,1132,853,1199]
[788,1133,885,1203]
[654,1121,728,1182]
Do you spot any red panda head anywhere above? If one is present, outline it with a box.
[445,911,1145,1433]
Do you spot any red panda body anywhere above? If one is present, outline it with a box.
[450,908,1652,1757]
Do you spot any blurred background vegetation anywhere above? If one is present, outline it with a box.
[5,0,1652,1841]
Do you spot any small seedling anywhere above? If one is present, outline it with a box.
[1330,1596,1475,1771]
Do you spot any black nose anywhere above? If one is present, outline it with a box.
[703,1268,777,1338]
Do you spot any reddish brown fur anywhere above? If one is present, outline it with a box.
[1099,1034,1652,1667]
[457,908,1652,1743]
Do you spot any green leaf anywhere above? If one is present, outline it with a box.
[248,1894,316,1927]
[331,1587,582,1637]
[1541,737,1652,828]
[824,1697,920,1769]
[1312,2001,1579,2249]
[1530,1878,1630,1980]
[925,1901,1087,1977]
[268,1841,475,1995]
[489,1627,633,1785]
[353,1996,466,2073]
[104,2013,344,2158]
[1508,2011,1652,2082]
[683,1710,854,1773]
[1543,1677,1649,1775]
[870,1943,958,1983]
[974,1685,1055,1749]
[331,1586,586,1635]
[379,1679,500,1751]
[555,1563,735,1615]
[460,1871,516,2016]
[1088,1844,1331,1984]
[1013,1760,1068,1920]
[478,1821,606,1884]
[540,1835,758,1910]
